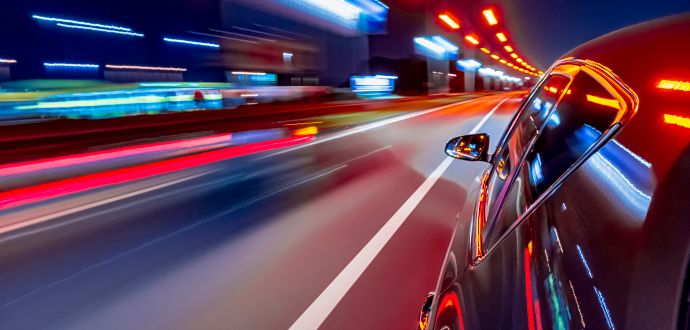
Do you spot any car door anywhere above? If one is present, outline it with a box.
[454,61,635,330]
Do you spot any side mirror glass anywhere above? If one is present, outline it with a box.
[445,133,490,162]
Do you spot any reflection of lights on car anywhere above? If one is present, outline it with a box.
[576,244,593,279]
[551,227,564,253]
[664,113,690,129]
[657,79,690,91]
[569,281,587,328]
[586,94,621,110]
[532,98,542,111]
[530,153,543,185]
[594,287,615,329]
[547,112,561,127]
[432,291,465,330]
[545,274,568,330]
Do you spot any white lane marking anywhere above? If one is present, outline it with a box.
[289,96,511,330]
[0,172,210,236]
[258,98,479,159]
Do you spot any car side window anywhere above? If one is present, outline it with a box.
[483,74,571,225]
[482,69,624,249]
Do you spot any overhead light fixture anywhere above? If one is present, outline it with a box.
[490,54,500,60]
[431,36,459,53]
[495,32,507,42]
[504,45,513,52]
[510,53,518,59]
[464,35,480,45]
[480,48,490,54]
[0,58,17,64]
[438,13,460,29]
[482,9,498,26]
[414,37,445,54]
[457,59,482,71]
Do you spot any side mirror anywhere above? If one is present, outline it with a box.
[445,133,490,162]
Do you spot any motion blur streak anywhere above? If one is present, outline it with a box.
[657,80,690,91]
[0,135,313,211]
[664,113,690,129]
[0,134,233,177]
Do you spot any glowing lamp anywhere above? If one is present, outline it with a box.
[438,13,460,29]
[482,9,498,26]
[464,35,480,45]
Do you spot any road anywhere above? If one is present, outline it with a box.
[0,93,524,329]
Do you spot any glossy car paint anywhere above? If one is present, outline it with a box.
[427,14,690,330]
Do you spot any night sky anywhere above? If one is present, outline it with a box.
[373,0,690,68]
[2,0,689,71]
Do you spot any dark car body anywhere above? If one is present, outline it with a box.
[423,14,690,330]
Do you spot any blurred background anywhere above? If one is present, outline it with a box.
[0,1,689,329]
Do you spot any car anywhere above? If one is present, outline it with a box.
[419,13,690,330]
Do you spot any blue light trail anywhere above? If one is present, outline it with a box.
[56,23,144,37]
[32,15,133,32]
[163,38,220,48]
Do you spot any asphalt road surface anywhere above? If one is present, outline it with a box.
[0,92,525,329]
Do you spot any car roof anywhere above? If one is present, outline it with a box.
[562,13,690,103]
[561,13,690,180]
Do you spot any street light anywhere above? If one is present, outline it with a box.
[464,35,480,45]
[495,32,507,42]
[438,13,460,29]
[482,9,498,26]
